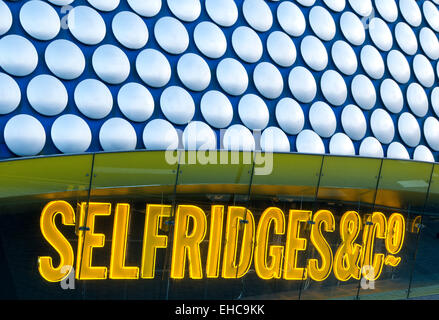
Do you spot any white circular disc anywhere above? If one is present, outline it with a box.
[370,108,395,144]
[117,82,154,122]
[87,0,120,11]
[341,104,366,140]
[260,127,291,152]
[296,130,325,154]
[253,62,283,99]
[368,17,393,51]
[0,35,38,77]
[47,0,75,5]
[231,26,263,63]
[136,49,171,88]
[320,70,347,106]
[275,98,305,135]
[27,74,68,116]
[19,0,60,41]
[45,39,85,80]
[331,40,358,75]
[394,22,418,55]
[398,112,421,148]
[296,0,316,6]
[112,11,149,50]
[0,0,12,36]
[205,0,238,27]
[432,87,439,118]
[413,145,435,162]
[407,83,429,117]
[167,0,201,22]
[380,78,404,114]
[399,0,422,27]
[423,1,439,32]
[374,0,398,23]
[387,50,411,84]
[424,117,439,151]
[51,115,92,154]
[143,119,179,150]
[182,121,217,150]
[238,94,269,131]
[154,16,189,55]
[127,0,162,17]
[387,142,410,160]
[309,101,337,138]
[193,21,227,59]
[309,6,336,41]
[348,0,373,16]
[300,35,328,71]
[177,53,211,92]
[74,79,113,120]
[277,1,306,37]
[242,0,273,32]
[216,58,248,96]
[360,45,385,80]
[288,66,317,103]
[359,137,384,158]
[323,0,346,12]
[99,118,137,152]
[266,31,297,67]
[92,45,130,85]
[200,90,233,129]
[0,72,20,115]
[329,133,355,156]
[351,74,376,110]
[413,54,435,88]
[68,6,106,45]
[340,11,365,46]
[419,27,439,60]
[160,86,195,125]
[4,114,46,157]
[222,124,255,151]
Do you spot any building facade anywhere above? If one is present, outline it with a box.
[0,0,438,299]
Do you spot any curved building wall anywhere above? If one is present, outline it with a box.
[0,0,439,161]
[0,0,439,301]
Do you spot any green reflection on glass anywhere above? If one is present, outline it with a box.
[251,153,323,200]
[317,156,381,204]
[375,160,433,210]
[0,154,92,199]
[425,164,439,215]
[91,151,178,196]
[177,151,253,194]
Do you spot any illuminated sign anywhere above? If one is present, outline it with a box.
[38,201,406,283]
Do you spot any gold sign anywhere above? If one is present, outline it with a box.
[38,201,406,283]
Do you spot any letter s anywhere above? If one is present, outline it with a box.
[38,201,75,282]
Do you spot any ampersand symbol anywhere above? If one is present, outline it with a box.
[333,211,362,281]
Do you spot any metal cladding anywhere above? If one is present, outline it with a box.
[0,0,439,161]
